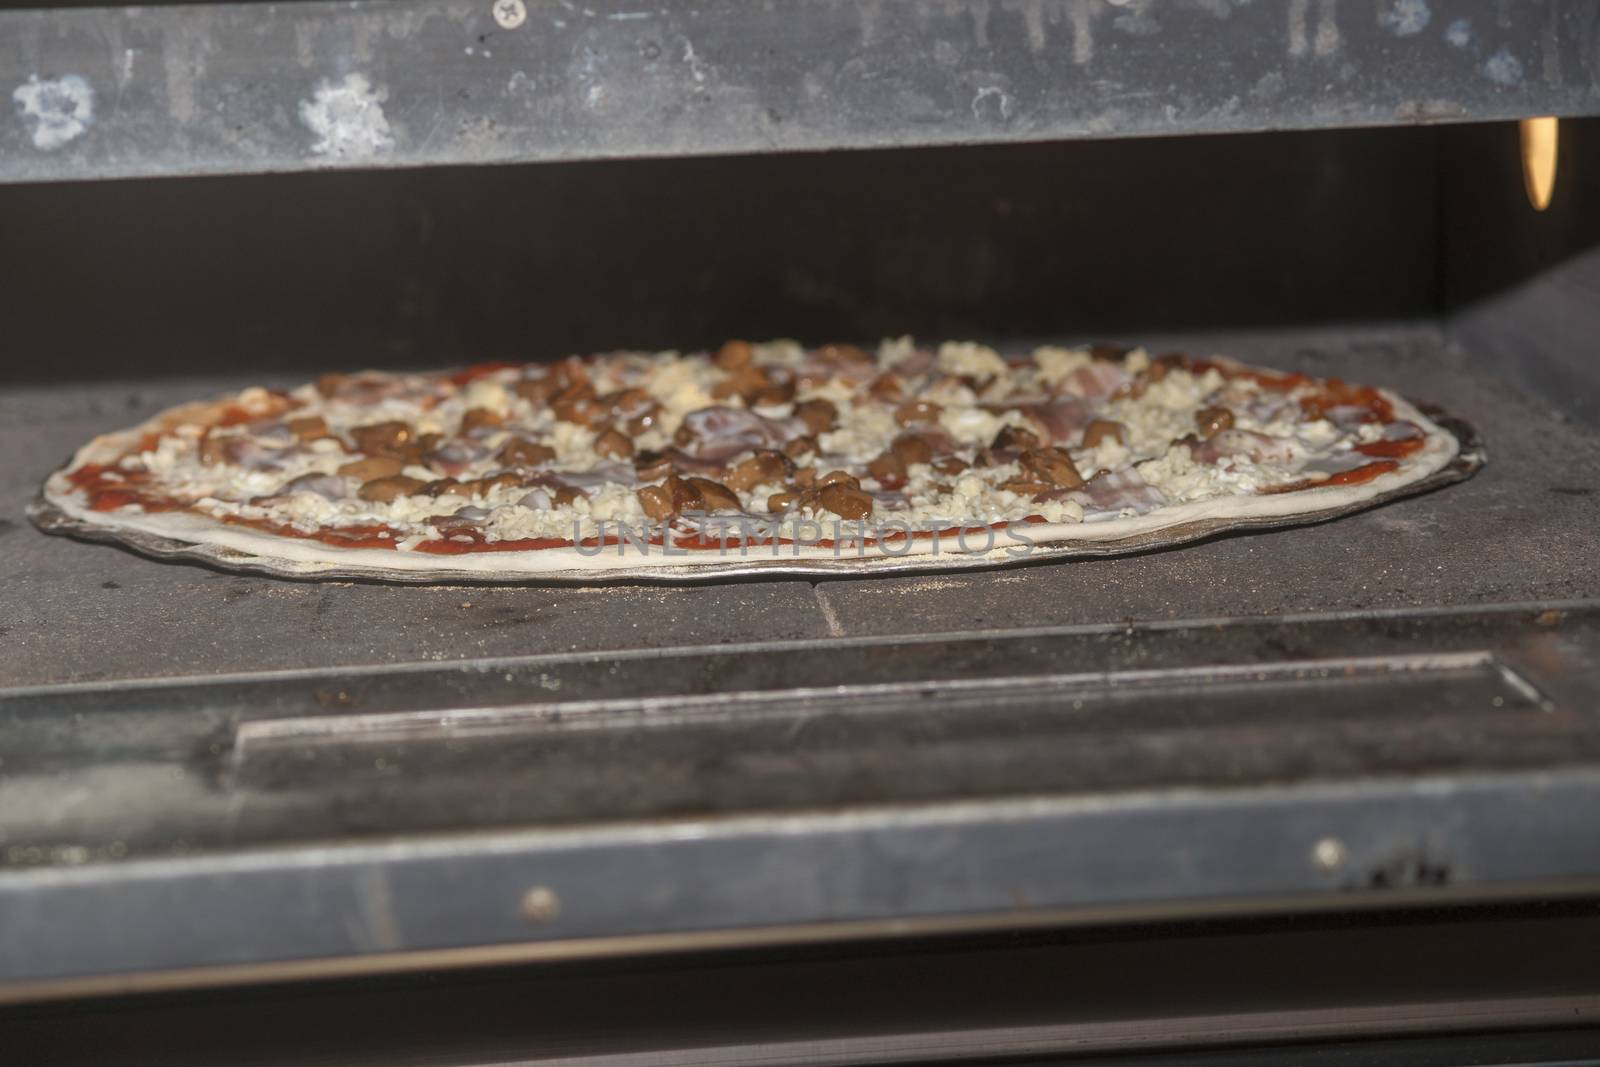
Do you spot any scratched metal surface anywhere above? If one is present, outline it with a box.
[2,0,1599,183]
[3,610,1600,992]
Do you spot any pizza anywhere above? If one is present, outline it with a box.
[34,339,1469,580]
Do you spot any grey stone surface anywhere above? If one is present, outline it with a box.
[4,325,1596,687]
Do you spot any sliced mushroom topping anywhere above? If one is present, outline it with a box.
[867,452,907,488]
[514,359,588,409]
[632,447,724,479]
[640,474,709,515]
[351,421,413,456]
[723,450,792,492]
[991,425,1042,452]
[419,477,461,497]
[460,407,504,433]
[932,456,969,476]
[767,490,796,513]
[555,358,591,388]
[894,400,942,426]
[815,343,872,366]
[461,472,524,497]
[818,484,874,520]
[817,469,861,489]
[286,416,330,440]
[716,339,754,370]
[793,399,838,435]
[593,427,635,460]
[1195,407,1235,438]
[406,434,445,463]
[513,377,559,407]
[198,432,233,465]
[359,475,426,503]
[649,473,726,515]
[603,388,659,434]
[783,436,818,461]
[338,456,407,480]
[552,485,584,507]
[551,382,604,426]
[637,485,674,520]
[1117,357,1174,400]
[921,374,978,404]
[868,373,903,401]
[889,347,938,376]
[315,373,349,398]
[959,374,997,397]
[317,373,405,408]
[792,467,818,488]
[712,363,769,403]
[686,477,741,512]
[890,433,934,467]
[633,449,674,482]
[1081,419,1127,448]
[1000,479,1054,500]
[500,438,556,467]
[1019,447,1085,489]
[751,380,797,407]
[664,474,701,514]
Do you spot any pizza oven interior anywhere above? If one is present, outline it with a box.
[3,6,1600,1059]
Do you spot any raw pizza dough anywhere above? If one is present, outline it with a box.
[35,339,1465,580]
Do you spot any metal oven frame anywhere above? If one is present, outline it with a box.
[3,2,1600,1059]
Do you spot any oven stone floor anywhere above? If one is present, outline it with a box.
[4,324,1597,689]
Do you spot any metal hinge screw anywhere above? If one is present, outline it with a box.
[1312,837,1347,871]
[494,0,527,30]
[520,884,561,923]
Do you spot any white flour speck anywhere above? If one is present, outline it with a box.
[1378,0,1430,37]
[1483,48,1523,86]
[12,74,95,150]
[299,72,394,158]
